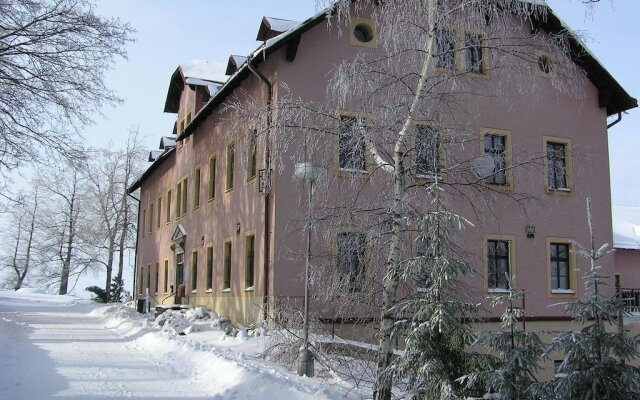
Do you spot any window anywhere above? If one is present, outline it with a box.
[415,124,441,178]
[349,17,377,48]
[336,231,366,293]
[155,262,159,293]
[487,239,512,291]
[247,129,257,180]
[193,168,201,209]
[546,142,568,190]
[547,237,576,296]
[338,115,366,172]
[464,33,484,73]
[181,178,188,215]
[176,252,185,286]
[148,203,154,235]
[164,260,169,293]
[483,132,508,185]
[226,143,235,191]
[138,267,143,294]
[157,197,162,229]
[537,54,553,75]
[550,243,570,291]
[206,246,213,290]
[176,177,188,217]
[166,190,172,223]
[146,264,151,291]
[191,251,198,292]
[223,240,232,290]
[435,29,455,69]
[208,155,216,201]
[245,234,255,289]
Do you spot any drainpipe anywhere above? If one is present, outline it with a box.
[247,58,273,322]
[127,192,141,301]
[607,112,622,129]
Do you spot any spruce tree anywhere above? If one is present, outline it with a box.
[532,198,640,400]
[461,282,544,400]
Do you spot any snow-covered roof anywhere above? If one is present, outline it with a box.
[257,17,301,41]
[226,55,248,76]
[148,150,163,162]
[613,206,640,250]
[180,60,227,83]
[159,136,176,150]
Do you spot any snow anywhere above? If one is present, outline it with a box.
[179,60,227,83]
[263,17,301,33]
[0,290,363,399]
[613,205,640,249]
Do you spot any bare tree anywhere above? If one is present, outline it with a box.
[0,188,40,290]
[0,0,132,175]
[85,129,144,300]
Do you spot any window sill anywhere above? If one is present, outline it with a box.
[548,187,571,192]
[416,287,430,293]
[207,197,215,203]
[246,176,257,183]
[205,289,213,293]
[551,289,574,294]
[488,288,510,294]
[222,288,231,293]
[338,167,368,175]
[191,289,197,294]
[244,286,255,292]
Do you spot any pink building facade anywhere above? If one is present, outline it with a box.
[129,5,636,330]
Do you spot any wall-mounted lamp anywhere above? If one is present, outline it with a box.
[236,223,241,234]
[526,224,536,238]
[201,236,205,246]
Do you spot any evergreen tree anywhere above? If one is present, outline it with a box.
[85,286,108,303]
[532,198,640,400]
[109,277,125,303]
[461,281,544,400]
[394,184,487,399]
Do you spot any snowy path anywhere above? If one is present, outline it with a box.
[0,291,349,400]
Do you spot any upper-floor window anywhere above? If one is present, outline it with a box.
[226,143,235,191]
[487,239,511,291]
[223,240,232,290]
[193,168,201,209]
[415,235,434,292]
[166,190,172,223]
[247,129,257,180]
[338,115,366,172]
[148,202,154,235]
[484,133,507,185]
[206,246,213,291]
[546,141,569,191]
[156,197,162,229]
[464,33,484,73]
[435,29,455,69]
[176,177,188,218]
[336,231,366,293]
[191,251,198,292]
[208,155,217,200]
[415,124,441,178]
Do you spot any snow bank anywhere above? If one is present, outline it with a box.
[0,289,84,306]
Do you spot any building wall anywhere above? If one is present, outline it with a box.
[136,11,619,326]
[615,249,640,289]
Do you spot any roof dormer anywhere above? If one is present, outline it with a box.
[256,17,299,41]
[164,61,225,115]
[225,55,248,76]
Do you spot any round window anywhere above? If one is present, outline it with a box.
[353,23,374,43]
[538,55,552,74]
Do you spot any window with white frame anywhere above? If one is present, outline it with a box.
[464,33,484,73]
[546,142,568,190]
[484,133,507,185]
[435,29,455,69]
[415,124,441,178]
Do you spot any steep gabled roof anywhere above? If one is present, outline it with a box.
[256,17,300,41]
[225,55,248,76]
[164,61,226,114]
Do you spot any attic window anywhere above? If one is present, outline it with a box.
[349,18,377,48]
[354,23,373,43]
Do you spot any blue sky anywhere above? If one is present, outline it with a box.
[90,0,639,208]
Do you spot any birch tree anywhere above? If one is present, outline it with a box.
[230,0,585,397]
[0,0,132,176]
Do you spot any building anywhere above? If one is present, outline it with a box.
[613,206,640,313]
[128,3,636,337]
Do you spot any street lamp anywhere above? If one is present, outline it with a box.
[294,162,326,377]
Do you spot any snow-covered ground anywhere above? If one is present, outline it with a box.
[0,289,366,399]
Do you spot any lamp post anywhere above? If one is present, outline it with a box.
[294,162,325,377]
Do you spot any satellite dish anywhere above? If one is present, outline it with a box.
[471,154,495,179]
